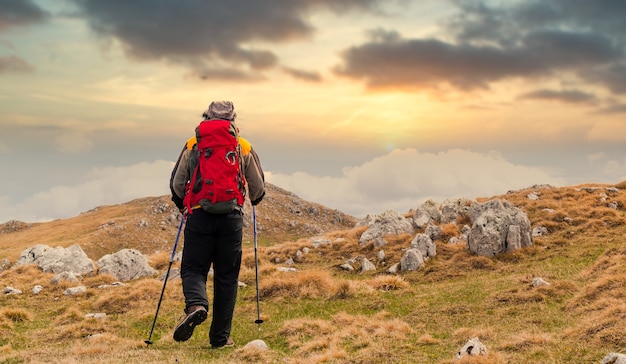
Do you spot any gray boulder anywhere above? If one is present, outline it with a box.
[16,244,95,275]
[96,249,157,281]
[412,200,442,229]
[409,233,436,259]
[400,249,424,271]
[467,199,533,257]
[358,210,414,245]
[456,337,487,359]
[441,198,473,224]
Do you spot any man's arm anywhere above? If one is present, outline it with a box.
[243,146,265,205]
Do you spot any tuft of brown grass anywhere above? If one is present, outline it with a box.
[147,251,171,270]
[279,311,413,363]
[453,327,497,344]
[416,333,441,345]
[440,223,461,242]
[260,269,338,299]
[0,308,33,323]
[499,331,555,351]
[365,274,410,291]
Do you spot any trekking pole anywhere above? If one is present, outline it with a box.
[253,205,264,330]
[145,215,184,347]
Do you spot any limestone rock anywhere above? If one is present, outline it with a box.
[16,244,95,275]
[96,249,157,281]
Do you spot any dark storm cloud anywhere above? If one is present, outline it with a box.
[69,0,383,80]
[335,0,626,94]
[0,0,50,31]
[519,89,597,104]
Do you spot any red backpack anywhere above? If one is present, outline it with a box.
[183,119,246,214]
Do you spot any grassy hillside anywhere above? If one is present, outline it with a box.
[1,181,625,363]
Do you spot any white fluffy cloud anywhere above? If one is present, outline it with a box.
[267,148,567,217]
[0,160,173,222]
[1,149,569,223]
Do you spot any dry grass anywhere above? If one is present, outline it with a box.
[278,311,413,363]
[0,181,625,363]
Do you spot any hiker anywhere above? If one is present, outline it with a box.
[169,100,265,348]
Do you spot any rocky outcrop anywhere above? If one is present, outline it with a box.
[467,199,533,257]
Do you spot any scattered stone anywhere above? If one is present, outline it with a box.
[386,263,400,274]
[16,244,96,275]
[527,193,539,200]
[360,258,376,272]
[277,267,297,273]
[98,282,126,289]
[64,286,87,295]
[400,249,424,272]
[602,353,626,364]
[311,238,332,248]
[284,258,295,266]
[0,259,11,273]
[456,337,487,359]
[532,226,549,238]
[373,237,387,248]
[3,286,22,295]
[96,249,157,281]
[244,339,269,351]
[410,233,436,259]
[295,250,304,261]
[159,268,180,281]
[85,313,107,320]
[377,250,385,262]
[32,285,43,294]
[51,272,81,284]
[532,277,550,287]
[340,264,355,271]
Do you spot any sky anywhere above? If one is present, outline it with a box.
[1,0,625,223]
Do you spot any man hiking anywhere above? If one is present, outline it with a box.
[169,100,265,348]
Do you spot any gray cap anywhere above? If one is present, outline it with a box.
[202,100,236,120]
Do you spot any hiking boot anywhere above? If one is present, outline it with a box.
[211,337,235,349]
[173,305,207,342]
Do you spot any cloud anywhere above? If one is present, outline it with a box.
[267,148,566,217]
[282,67,322,82]
[519,89,597,104]
[0,56,34,74]
[69,0,384,80]
[0,0,50,31]
[334,1,626,94]
[0,160,172,223]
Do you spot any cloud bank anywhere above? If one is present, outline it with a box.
[1,148,569,223]
[267,148,567,217]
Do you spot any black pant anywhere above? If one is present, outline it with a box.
[180,209,243,347]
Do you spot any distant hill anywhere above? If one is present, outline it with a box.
[0,183,357,262]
